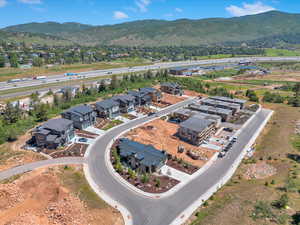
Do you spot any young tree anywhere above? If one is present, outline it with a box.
[110,75,119,90]
[9,53,18,68]
[35,103,49,122]
[0,55,5,68]
[98,80,106,93]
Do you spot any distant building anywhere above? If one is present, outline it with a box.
[209,96,247,109]
[59,86,80,98]
[201,98,241,115]
[112,94,136,113]
[117,138,167,173]
[61,104,96,130]
[160,82,183,96]
[178,116,216,146]
[95,99,120,119]
[32,118,75,149]
[188,103,232,122]
[169,67,190,76]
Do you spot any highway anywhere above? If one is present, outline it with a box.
[1,56,300,93]
[86,98,272,225]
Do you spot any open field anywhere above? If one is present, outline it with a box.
[188,104,300,225]
[125,119,216,167]
[0,60,151,82]
[0,165,124,225]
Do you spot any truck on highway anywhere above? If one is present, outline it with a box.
[33,76,47,80]
[7,79,21,83]
[65,72,79,76]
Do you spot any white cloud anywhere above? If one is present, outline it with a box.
[113,11,129,20]
[135,0,151,12]
[0,0,7,7]
[19,0,42,4]
[175,8,183,13]
[226,1,275,17]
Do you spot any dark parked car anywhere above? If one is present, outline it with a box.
[78,137,88,143]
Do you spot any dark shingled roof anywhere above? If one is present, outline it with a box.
[161,82,181,88]
[112,94,135,104]
[210,96,247,105]
[42,118,73,132]
[118,138,167,167]
[180,117,214,133]
[65,104,94,116]
[96,99,119,109]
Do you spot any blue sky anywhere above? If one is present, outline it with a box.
[0,0,299,28]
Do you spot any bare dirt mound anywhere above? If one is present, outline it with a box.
[243,161,277,180]
[0,166,123,225]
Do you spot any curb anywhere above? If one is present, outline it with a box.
[170,107,273,225]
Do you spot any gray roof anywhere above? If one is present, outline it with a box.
[96,99,119,109]
[65,104,94,116]
[210,96,247,105]
[189,104,232,115]
[112,94,135,104]
[161,82,181,89]
[180,117,214,133]
[202,98,241,109]
[41,118,73,132]
[139,87,158,94]
[118,138,167,167]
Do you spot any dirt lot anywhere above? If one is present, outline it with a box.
[188,104,300,225]
[153,93,187,108]
[0,132,46,171]
[184,90,204,98]
[76,129,98,139]
[0,165,124,225]
[43,143,88,158]
[124,119,216,167]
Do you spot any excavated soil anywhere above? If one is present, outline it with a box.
[125,119,216,167]
[0,166,124,225]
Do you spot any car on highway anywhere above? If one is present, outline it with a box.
[148,112,156,116]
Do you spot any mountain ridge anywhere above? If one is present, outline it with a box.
[2,11,300,46]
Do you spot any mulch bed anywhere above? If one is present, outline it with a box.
[120,173,179,193]
[47,143,88,158]
[75,129,98,139]
[122,114,137,120]
[167,159,199,175]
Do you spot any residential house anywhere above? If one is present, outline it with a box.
[117,138,167,173]
[173,108,221,127]
[61,104,96,130]
[95,99,120,119]
[112,94,136,113]
[60,86,80,98]
[188,103,232,122]
[160,82,184,96]
[178,117,216,146]
[32,118,75,149]
[139,87,162,102]
[209,96,247,109]
[128,90,152,107]
[201,98,241,115]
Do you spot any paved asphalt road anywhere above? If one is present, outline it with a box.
[87,97,272,225]
[1,56,300,94]
[0,157,86,180]
[0,99,271,225]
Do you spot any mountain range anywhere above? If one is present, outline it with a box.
[1,11,300,47]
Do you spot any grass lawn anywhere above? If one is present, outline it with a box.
[59,166,108,209]
[102,119,124,131]
[264,48,300,57]
[0,60,151,82]
[190,104,300,225]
